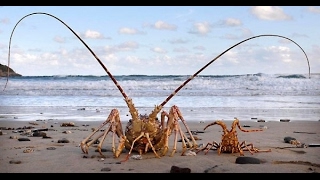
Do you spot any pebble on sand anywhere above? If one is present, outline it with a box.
[235,156,261,164]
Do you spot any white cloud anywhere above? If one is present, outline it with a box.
[117,41,139,51]
[169,38,188,44]
[308,6,320,13]
[119,27,144,35]
[251,6,292,21]
[153,20,177,30]
[189,22,211,35]
[265,46,292,63]
[151,47,167,54]
[84,30,104,39]
[193,45,205,51]
[224,18,242,26]
[54,36,65,43]
[125,56,140,64]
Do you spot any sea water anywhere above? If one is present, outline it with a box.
[0,73,319,122]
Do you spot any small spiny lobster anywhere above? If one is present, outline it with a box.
[197,118,272,156]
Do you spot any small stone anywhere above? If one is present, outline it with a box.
[284,136,296,143]
[33,131,47,137]
[235,156,261,164]
[280,119,290,122]
[101,167,111,171]
[95,148,107,152]
[10,136,18,139]
[47,147,56,150]
[57,138,69,143]
[9,160,22,164]
[23,148,34,153]
[170,166,191,173]
[42,135,52,139]
[18,138,30,141]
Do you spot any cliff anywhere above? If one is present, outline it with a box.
[0,63,22,77]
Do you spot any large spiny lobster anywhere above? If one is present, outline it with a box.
[6,12,310,161]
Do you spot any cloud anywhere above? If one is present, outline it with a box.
[221,28,254,40]
[0,18,10,24]
[173,47,189,53]
[223,18,242,26]
[265,45,292,63]
[251,6,292,21]
[153,20,177,30]
[193,45,206,51]
[151,47,167,54]
[188,22,211,35]
[307,6,320,13]
[168,38,189,44]
[117,41,139,51]
[78,30,111,39]
[101,41,139,53]
[118,27,145,35]
[125,55,141,64]
[53,36,65,43]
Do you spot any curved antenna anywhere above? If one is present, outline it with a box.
[4,12,128,100]
[159,34,310,107]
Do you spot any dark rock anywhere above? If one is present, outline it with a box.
[284,136,296,143]
[47,147,56,150]
[170,165,191,173]
[42,135,52,139]
[32,128,48,132]
[32,131,47,137]
[101,167,111,171]
[280,119,290,122]
[235,156,261,164]
[18,138,30,141]
[57,138,69,143]
[95,148,108,152]
[9,160,22,164]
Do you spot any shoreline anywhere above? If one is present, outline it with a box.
[1,118,320,173]
[1,105,319,122]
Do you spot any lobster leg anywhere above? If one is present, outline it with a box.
[241,142,272,154]
[122,132,161,162]
[196,141,220,155]
[167,105,198,156]
[80,109,127,157]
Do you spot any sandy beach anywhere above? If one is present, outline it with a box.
[0,115,320,173]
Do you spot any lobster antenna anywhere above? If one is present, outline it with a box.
[4,12,128,100]
[160,34,310,107]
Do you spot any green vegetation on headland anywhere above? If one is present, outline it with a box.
[0,64,22,77]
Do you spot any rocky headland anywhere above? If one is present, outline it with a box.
[0,63,22,77]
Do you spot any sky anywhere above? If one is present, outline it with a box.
[0,6,319,76]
